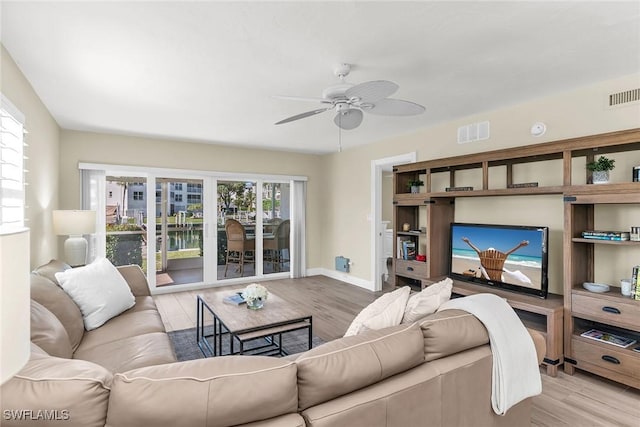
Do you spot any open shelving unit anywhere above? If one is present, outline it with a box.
[393,128,640,383]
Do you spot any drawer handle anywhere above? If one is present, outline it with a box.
[407,267,414,272]
[602,306,621,314]
[601,355,620,365]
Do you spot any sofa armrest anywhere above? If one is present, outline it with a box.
[527,328,546,365]
[1,344,112,427]
[116,265,150,296]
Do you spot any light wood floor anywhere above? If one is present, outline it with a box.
[153,275,640,427]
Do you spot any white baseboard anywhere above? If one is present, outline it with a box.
[306,268,374,291]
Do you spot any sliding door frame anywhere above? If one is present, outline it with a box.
[80,163,306,295]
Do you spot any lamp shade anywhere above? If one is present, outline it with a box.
[52,210,96,236]
[0,227,30,384]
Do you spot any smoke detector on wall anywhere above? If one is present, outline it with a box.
[530,122,547,137]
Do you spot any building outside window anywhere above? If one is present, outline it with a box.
[133,191,144,201]
[187,194,201,204]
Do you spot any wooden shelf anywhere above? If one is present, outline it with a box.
[393,128,640,385]
[571,238,640,246]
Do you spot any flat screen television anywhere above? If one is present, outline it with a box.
[449,222,549,298]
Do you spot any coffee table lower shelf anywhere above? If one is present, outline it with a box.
[196,295,312,357]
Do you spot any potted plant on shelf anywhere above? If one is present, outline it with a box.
[586,156,615,184]
[407,179,424,194]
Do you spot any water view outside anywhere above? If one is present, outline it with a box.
[105,177,204,285]
[155,179,204,281]
[105,177,291,284]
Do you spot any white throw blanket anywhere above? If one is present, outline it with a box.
[438,293,542,415]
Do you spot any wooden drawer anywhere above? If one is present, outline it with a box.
[395,259,427,280]
[572,293,640,330]
[572,338,640,379]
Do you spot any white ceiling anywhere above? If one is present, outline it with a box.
[2,1,639,154]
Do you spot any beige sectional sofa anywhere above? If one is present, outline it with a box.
[1,260,545,427]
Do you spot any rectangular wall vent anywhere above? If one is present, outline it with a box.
[608,88,640,107]
[457,121,490,144]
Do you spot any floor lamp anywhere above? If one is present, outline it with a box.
[0,227,30,384]
[53,210,96,267]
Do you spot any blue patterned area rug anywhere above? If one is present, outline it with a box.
[168,327,325,361]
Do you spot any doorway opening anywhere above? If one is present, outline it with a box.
[370,152,416,291]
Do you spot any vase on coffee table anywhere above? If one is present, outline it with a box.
[247,298,264,310]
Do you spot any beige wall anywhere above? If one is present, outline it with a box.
[4,37,639,290]
[323,74,640,294]
[1,45,60,267]
[59,130,326,269]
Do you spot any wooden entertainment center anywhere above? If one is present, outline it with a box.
[393,128,640,385]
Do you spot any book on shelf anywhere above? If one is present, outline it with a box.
[402,240,416,260]
[581,230,630,241]
[445,186,473,192]
[506,182,539,188]
[223,293,246,305]
[580,329,637,348]
[633,266,640,301]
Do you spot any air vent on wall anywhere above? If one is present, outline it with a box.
[608,88,640,107]
[457,121,490,144]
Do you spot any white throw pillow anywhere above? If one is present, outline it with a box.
[55,257,135,331]
[402,277,453,324]
[344,286,411,337]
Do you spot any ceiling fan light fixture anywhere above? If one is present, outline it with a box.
[274,64,425,129]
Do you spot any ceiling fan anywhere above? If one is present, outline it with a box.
[274,63,425,130]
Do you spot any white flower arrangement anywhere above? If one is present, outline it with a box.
[242,283,269,305]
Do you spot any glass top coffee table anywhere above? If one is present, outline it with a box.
[196,290,313,357]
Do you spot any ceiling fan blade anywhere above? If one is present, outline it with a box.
[275,107,331,125]
[273,95,332,104]
[345,80,399,103]
[334,109,364,130]
[367,98,425,116]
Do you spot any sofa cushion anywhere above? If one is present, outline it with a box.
[127,295,158,313]
[344,286,411,336]
[418,309,489,362]
[1,343,112,427]
[73,331,176,372]
[32,259,70,284]
[30,273,85,351]
[295,322,425,411]
[301,356,443,427]
[106,356,298,427]
[402,277,452,324]
[76,309,166,351]
[116,264,151,297]
[55,257,135,331]
[30,300,73,358]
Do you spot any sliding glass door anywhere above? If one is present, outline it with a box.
[105,176,148,269]
[155,178,204,287]
[84,165,305,290]
[263,182,290,275]
[216,180,257,280]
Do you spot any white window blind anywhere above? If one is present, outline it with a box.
[0,95,26,231]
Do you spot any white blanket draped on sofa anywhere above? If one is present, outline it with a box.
[438,293,542,415]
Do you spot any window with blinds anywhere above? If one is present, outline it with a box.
[0,95,26,230]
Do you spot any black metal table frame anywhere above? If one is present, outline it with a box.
[196,295,313,357]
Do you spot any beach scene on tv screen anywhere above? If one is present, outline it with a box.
[451,225,544,290]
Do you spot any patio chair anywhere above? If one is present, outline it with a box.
[224,219,255,277]
[264,219,290,272]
